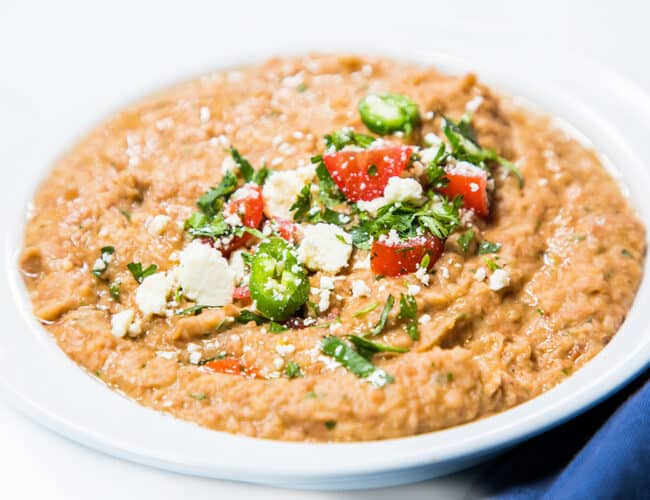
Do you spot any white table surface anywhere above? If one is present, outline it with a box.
[1,1,648,498]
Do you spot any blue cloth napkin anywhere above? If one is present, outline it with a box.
[473,368,649,499]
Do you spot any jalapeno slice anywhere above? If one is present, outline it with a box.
[249,237,310,321]
[358,93,420,135]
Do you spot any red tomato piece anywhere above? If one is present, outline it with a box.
[438,164,489,217]
[221,183,264,255]
[233,285,251,304]
[273,218,299,242]
[322,146,412,201]
[204,358,259,378]
[204,358,243,375]
[370,233,444,277]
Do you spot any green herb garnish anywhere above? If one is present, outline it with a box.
[458,229,475,253]
[184,212,229,238]
[347,335,408,358]
[353,301,379,317]
[325,420,337,430]
[189,393,206,401]
[235,310,269,326]
[324,127,376,151]
[478,240,501,255]
[285,361,303,378]
[320,336,393,387]
[197,170,238,216]
[176,305,221,316]
[109,281,121,302]
[92,246,115,278]
[398,293,419,340]
[127,262,158,284]
[370,295,394,336]
[269,321,289,333]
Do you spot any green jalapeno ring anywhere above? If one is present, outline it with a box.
[358,93,420,135]
[249,237,310,322]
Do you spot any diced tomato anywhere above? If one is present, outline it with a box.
[204,357,258,378]
[438,166,489,217]
[221,183,264,255]
[322,146,412,201]
[370,233,444,277]
[233,285,251,304]
[273,218,299,242]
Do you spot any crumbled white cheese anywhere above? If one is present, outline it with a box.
[175,240,234,306]
[276,344,295,356]
[423,133,442,147]
[351,279,371,297]
[318,288,332,312]
[156,350,178,360]
[439,266,450,279]
[273,357,284,370]
[128,319,142,337]
[407,284,421,295]
[221,155,237,174]
[465,95,484,114]
[186,342,201,352]
[199,106,211,123]
[489,269,510,291]
[357,176,423,216]
[188,351,202,365]
[110,309,134,338]
[320,276,336,290]
[353,254,371,270]
[298,223,352,273]
[92,258,107,273]
[418,314,432,324]
[415,265,430,286]
[262,164,315,219]
[474,268,487,281]
[146,214,170,236]
[135,272,176,316]
[229,249,247,285]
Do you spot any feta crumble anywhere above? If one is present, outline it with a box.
[111,309,134,338]
[489,269,510,291]
[135,272,176,316]
[262,164,316,219]
[298,223,352,273]
[351,279,371,297]
[276,344,295,356]
[418,314,432,324]
[146,214,170,236]
[474,268,487,281]
[357,176,424,216]
[176,240,234,306]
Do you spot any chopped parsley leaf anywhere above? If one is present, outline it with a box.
[269,321,288,333]
[197,170,238,216]
[290,184,312,221]
[230,147,254,182]
[127,262,158,284]
[478,240,501,255]
[398,293,419,340]
[347,335,408,358]
[235,310,269,326]
[320,336,393,387]
[324,128,375,151]
[485,258,501,272]
[184,212,229,239]
[353,301,379,317]
[175,304,221,316]
[109,281,121,302]
[458,229,475,253]
[284,361,303,378]
[370,295,394,336]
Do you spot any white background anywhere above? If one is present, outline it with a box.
[1,1,648,498]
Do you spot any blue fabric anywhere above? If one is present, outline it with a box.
[473,368,650,499]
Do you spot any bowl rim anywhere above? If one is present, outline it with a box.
[1,46,649,484]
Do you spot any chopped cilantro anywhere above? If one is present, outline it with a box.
[478,240,501,255]
[290,184,312,221]
[324,420,337,430]
[184,212,229,238]
[230,147,254,182]
[269,321,288,333]
[320,336,393,387]
[189,393,206,401]
[424,143,450,189]
[175,305,221,316]
[324,127,375,151]
[621,249,633,258]
[127,262,158,284]
[485,258,501,272]
[109,281,121,302]
[398,293,419,340]
[347,334,408,358]
[92,246,115,278]
[353,301,379,317]
[458,229,475,253]
[197,171,238,216]
[118,208,132,220]
[367,164,378,176]
[370,295,394,336]
[284,361,303,378]
[235,310,269,326]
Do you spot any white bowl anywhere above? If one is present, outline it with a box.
[1,47,649,490]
